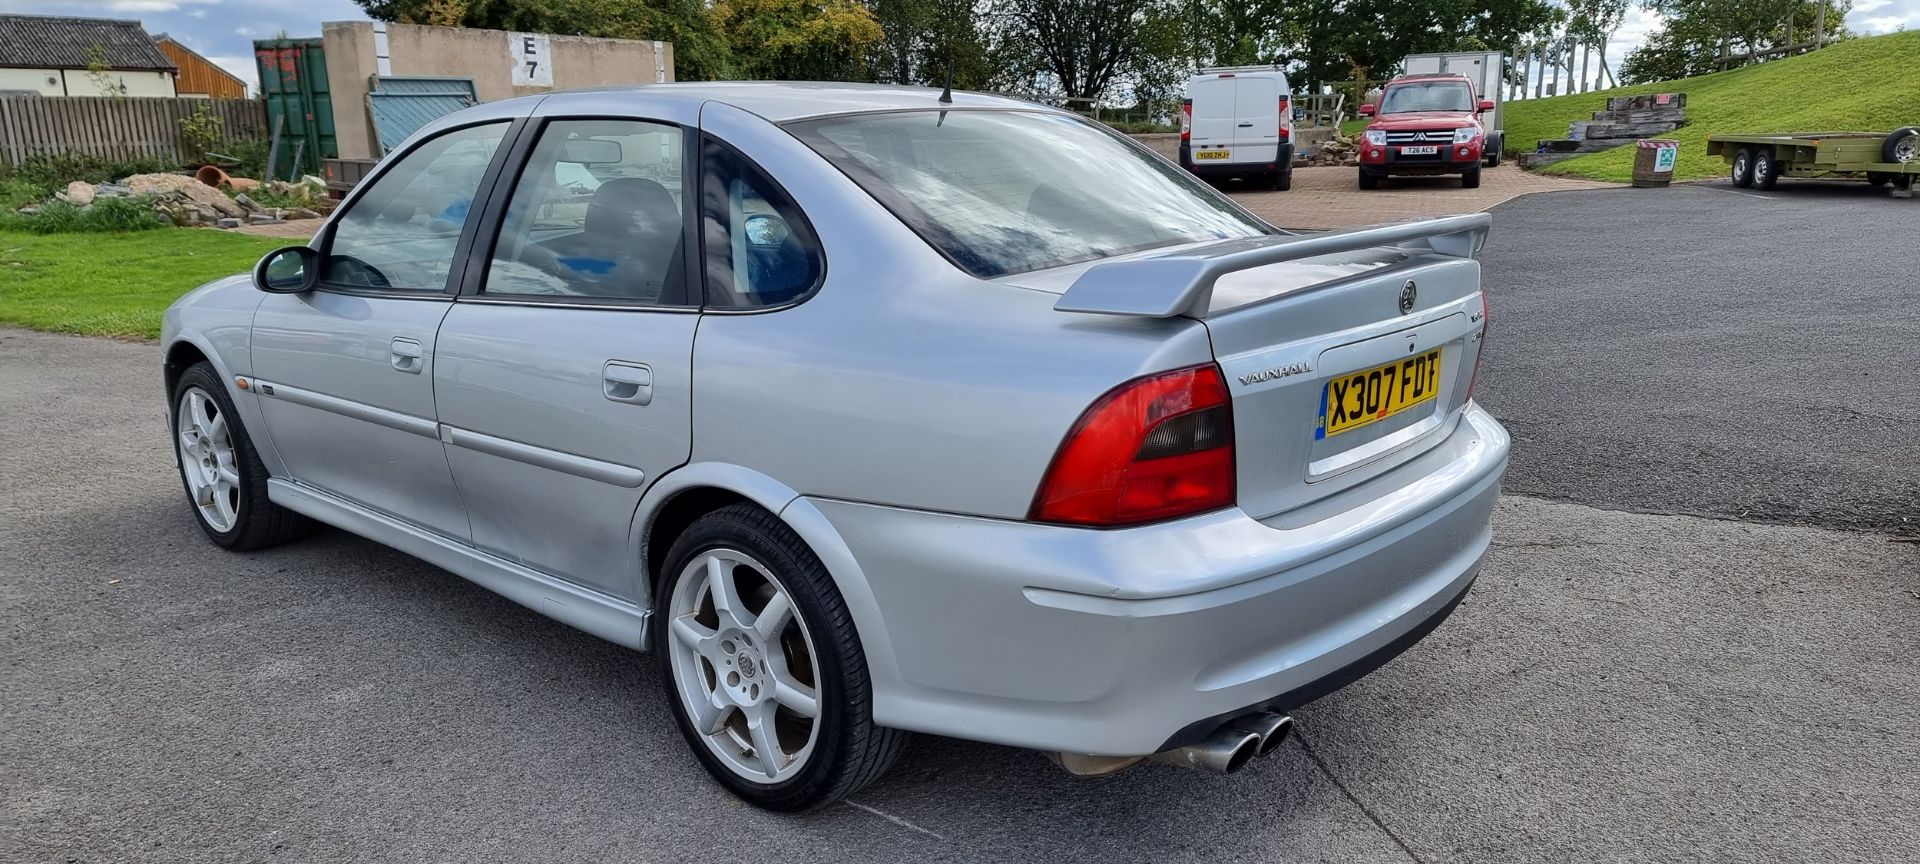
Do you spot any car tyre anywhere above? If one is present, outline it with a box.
[1358,169,1380,190]
[1461,167,1482,189]
[1730,148,1754,188]
[654,503,907,811]
[171,361,314,551]
[1881,126,1918,164]
[1272,166,1292,192]
[1752,147,1780,190]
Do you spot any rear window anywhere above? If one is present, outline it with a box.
[1379,81,1476,114]
[786,110,1272,278]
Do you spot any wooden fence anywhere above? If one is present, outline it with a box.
[0,96,268,165]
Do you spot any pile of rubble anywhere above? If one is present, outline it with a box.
[1300,134,1361,166]
[31,171,332,229]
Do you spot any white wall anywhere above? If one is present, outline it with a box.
[0,68,66,96]
[0,68,176,97]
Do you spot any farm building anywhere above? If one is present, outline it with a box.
[0,14,177,98]
[152,34,245,98]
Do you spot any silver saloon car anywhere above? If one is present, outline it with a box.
[163,83,1509,811]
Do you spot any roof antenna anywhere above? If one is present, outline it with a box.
[939,58,954,104]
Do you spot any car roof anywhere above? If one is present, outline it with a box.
[539,82,1051,123]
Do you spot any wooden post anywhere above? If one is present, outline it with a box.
[1534,45,1544,99]
[1580,43,1591,93]
[1816,3,1827,48]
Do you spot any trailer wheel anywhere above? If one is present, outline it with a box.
[1866,172,1891,188]
[1730,148,1755,188]
[1752,148,1780,191]
[1882,127,1918,164]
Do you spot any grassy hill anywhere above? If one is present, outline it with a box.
[1503,30,1920,183]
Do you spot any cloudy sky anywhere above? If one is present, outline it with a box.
[1,0,1915,94]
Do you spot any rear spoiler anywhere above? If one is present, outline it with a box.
[1053,213,1492,318]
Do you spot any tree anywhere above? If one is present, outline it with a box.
[711,0,886,80]
[996,0,1171,102]
[1622,0,1850,83]
[869,0,1002,89]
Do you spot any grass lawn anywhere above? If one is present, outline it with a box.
[0,228,285,340]
[1503,30,1920,183]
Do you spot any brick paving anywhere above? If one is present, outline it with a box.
[1228,165,1612,230]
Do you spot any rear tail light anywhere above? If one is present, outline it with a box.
[1278,97,1290,140]
[1466,289,1490,401]
[1030,365,1235,527]
[1180,100,1192,142]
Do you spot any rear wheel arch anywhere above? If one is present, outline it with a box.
[633,467,898,691]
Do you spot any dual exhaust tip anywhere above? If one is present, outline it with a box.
[1051,712,1295,777]
[1151,711,1296,774]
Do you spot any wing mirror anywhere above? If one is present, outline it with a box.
[253,245,319,294]
[1357,103,1376,117]
[1478,99,1495,113]
[743,213,791,248]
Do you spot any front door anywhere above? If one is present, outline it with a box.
[431,114,699,599]
[250,120,516,540]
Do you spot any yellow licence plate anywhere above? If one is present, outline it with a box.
[1194,150,1231,160]
[1317,349,1443,440]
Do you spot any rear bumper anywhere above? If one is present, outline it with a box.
[1181,142,1294,176]
[812,404,1509,756]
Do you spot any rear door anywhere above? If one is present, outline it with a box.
[431,104,699,600]
[1230,76,1281,164]
[1188,76,1237,159]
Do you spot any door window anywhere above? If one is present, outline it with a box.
[699,137,823,309]
[324,122,510,292]
[483,119,689,304]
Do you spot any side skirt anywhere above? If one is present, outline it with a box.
[268,478,650,650]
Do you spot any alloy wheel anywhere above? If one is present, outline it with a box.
[176,386,240,532]
[665,548,823,784]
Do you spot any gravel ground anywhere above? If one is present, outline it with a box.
[1474,180,1920,536]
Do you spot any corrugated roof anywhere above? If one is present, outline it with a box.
[0,14,176,72]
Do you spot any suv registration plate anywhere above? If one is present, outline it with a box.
[1317,349,1443,439]
[1401,145,1439,155]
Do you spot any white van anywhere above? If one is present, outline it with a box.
[1180,66,1294,190]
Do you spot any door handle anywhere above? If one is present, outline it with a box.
[603,361,653,405]
[390,337,424,374]
[1237,122,1255,127]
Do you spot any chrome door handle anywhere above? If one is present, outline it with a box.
[391,337,424,374]
[603,361,652,405]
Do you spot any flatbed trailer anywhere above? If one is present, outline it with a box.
[1707,128,1918,198]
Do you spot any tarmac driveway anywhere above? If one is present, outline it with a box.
[4,181,1917,863]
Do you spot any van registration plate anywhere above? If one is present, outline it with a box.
[1317,349,1444,439]
[1194,150,1231,160]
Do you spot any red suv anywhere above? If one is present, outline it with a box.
[1356,73,1497,190]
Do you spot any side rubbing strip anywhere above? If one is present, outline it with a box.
[440,425,647,488]
[252,379,439,438]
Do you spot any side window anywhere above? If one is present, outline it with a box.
[700,137,824,309]
[483,119,689,304]
[324,122,509,292]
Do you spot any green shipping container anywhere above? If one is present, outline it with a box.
[253,37,337,180]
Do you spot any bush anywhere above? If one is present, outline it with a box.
[0,195,168,234]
